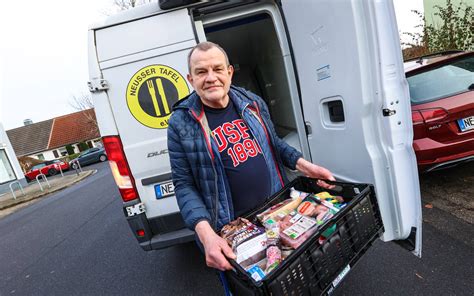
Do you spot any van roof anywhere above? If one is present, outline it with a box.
[89,2,164,30]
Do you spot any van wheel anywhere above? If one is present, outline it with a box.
[99,155,107,162]
[72,163,78,170]
[48,168,58,176]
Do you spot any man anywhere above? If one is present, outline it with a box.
[168,41,335,271]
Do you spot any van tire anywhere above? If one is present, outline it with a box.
[99,155,107,162]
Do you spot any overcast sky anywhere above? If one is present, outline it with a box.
[0,0,424,130]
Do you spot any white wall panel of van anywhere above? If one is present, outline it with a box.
[95,8,197,219]
[100,49,193,219]
[95,9,195,62]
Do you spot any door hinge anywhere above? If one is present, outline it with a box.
[125,202,146,217]
[87,78,109,93]
[382,108,396,117]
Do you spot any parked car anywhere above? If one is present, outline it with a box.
[25,159,70,182]
[405,51,474,172]
[70,147,107,169]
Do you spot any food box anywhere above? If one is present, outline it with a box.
[224,176,384,296]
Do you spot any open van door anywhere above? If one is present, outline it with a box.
[280,0,422,256]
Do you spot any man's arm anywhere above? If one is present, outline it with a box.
[251,92,335,185]
[168,118,235,270]
[167,118,212,230]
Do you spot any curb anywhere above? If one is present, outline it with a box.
[0,170,96,211]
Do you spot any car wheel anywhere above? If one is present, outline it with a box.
[71,163,78,170]
[48,168,58,176]
[99,155,107,162]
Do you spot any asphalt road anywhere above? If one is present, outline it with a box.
[0,162,473,295]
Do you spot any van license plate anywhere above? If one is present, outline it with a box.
[155,181,174,199]
[458,116,474,132]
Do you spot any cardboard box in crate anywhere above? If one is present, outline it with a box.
[225,177,384,296]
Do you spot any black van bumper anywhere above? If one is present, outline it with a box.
[125,207,195,251]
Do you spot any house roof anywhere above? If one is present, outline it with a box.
[6,109,101,157]
[48,109,100,150]
[6,119,54,157]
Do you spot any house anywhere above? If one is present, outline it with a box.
[0,123,27,194]
[6,109,102,163]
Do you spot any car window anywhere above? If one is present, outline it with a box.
[79,150,90,157]
[407,55,474,104]
[31,164,46,170]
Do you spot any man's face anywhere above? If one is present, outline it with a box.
[187,47,234,108]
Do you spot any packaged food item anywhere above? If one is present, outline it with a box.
[265,227,281,274]
[220,217,263,249]
[312,192,346,212]
[220,218,267,267]
[247,265,266,282]
[235,232,267,267]
[279,211,318,249]
[256,199,292,223]
[297,195,334,224]
[257,188,307,223]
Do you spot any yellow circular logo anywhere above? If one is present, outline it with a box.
[126,65,189,129]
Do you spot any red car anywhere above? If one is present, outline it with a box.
[25,159,70,182]
[405,51,474,172]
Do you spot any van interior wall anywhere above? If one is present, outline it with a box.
[205,15,297,138]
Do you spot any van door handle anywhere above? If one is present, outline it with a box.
[305,122,312,135]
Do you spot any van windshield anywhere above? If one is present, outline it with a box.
[407,55,474,104]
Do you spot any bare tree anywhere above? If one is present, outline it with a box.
[70,93,94,111]
[101,0,157,16]
[113,0,155,10]
[70,93,99,135]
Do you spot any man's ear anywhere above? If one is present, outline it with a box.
[228,65,234,79]
[187,73,193,85]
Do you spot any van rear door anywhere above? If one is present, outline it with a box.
[92,8,196,245]
[281,0,422,256]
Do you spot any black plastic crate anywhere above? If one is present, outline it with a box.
[224,176,384,296]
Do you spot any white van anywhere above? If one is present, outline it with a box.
[88,0,422,259]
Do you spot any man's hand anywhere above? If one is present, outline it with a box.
[296,158,336,189]
[195,220,236,271]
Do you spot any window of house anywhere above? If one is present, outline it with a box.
[58,147,68,157]
[53,150,59,158]
[93,139,103,147]
[37,154,45,160]
[0,149,16,184]
[87,141,93,148]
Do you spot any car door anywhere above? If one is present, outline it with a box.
[85,148,99,164]
[281,0,422,256]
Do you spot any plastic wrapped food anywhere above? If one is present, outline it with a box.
[279,212,318,249]
[220,218,267,267]
[257,188,307,223]
[220,217,263,249]
[265,227,281,273]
